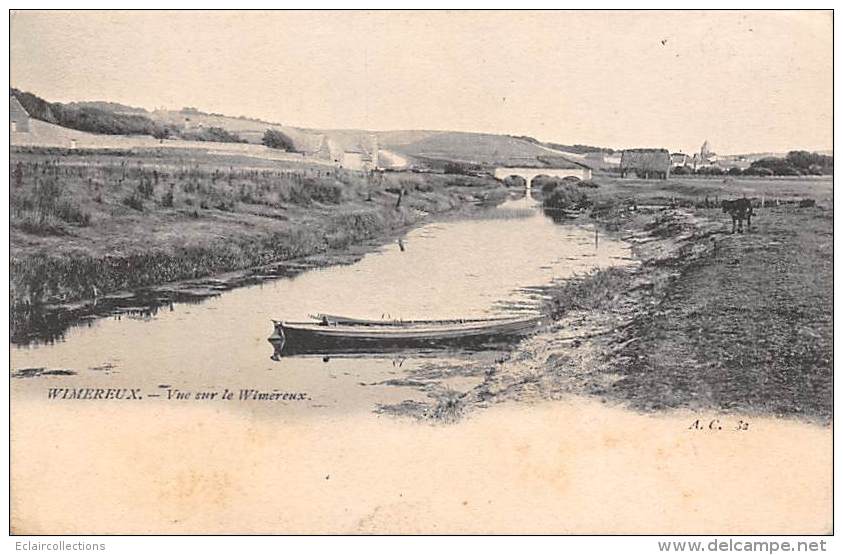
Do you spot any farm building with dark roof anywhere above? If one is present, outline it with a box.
[620,148,671,179]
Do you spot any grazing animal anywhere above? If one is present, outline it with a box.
[722,198,754,233]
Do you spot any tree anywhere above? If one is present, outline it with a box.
[182,126,246,143]
[262,129,296,151]
[786,150,833,174]
[750,157,799,176]
[443,161,474,175]
[542,184,592,211]
[743,166,774,177]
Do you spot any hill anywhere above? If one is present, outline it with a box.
[376,131,569,167]
[11,87,590,169]
[138,110,572,167]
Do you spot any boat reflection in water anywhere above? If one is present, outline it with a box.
[268,313,545,358]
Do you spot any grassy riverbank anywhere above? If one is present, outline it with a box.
[386,176,833,424]
[10,147,507,339]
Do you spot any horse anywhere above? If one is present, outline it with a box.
[721,198,754,233]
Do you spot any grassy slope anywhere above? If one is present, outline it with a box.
[45,97,571,167]
[10,147,506,310]
[87,104,565,166]
[558,177,832,421]
[378,131,557,166]
[618,205,832,419]
[169,118,564,167]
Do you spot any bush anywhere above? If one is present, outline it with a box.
[182,126,246,143]
[441,161,483,176]
[577,180,599,188]
[11,211,66,236]
[590,198,621,219]
[786,150,833,174]
[543,184,592,210]
[137,179,154,199]
[122,192,144,211]
[262,129,296,151]
[696,166,724,176]
[745,153,830,176]
[502,175,526,188]
[11,176,90,230]
[215,199,236,212]
[52,200,91,226]
[743,166,774,177]
[443,175,482,187]
[533,175,567,195]
[303,178,343,204]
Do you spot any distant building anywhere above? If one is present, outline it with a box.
[10,95,30,133]
[620,148,671,179]
[700,140,712,159]
[671,152,692,167]
[694,139,718,169]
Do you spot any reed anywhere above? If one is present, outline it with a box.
[9,148,505,326]
[548,266,632,317]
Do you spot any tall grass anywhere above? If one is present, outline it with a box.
[548,267,633,318]
[10,174,91,234]
[10,149,504,316]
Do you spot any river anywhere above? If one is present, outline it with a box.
[11,193,634,415]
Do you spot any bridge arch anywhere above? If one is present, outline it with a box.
[494,166,592,188]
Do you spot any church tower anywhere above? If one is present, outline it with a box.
[701,140,711,159]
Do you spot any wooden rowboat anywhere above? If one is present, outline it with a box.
[269,314,544,356]
[310,312,516,326]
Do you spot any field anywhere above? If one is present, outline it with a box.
[616,203,833,420]
[9,147,506,339]
[587,174,834,207]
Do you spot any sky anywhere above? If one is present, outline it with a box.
[10,10,833,154]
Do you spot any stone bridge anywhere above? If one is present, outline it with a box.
[494,166,592,187]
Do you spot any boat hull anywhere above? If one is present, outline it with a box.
[269,315,544,356]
